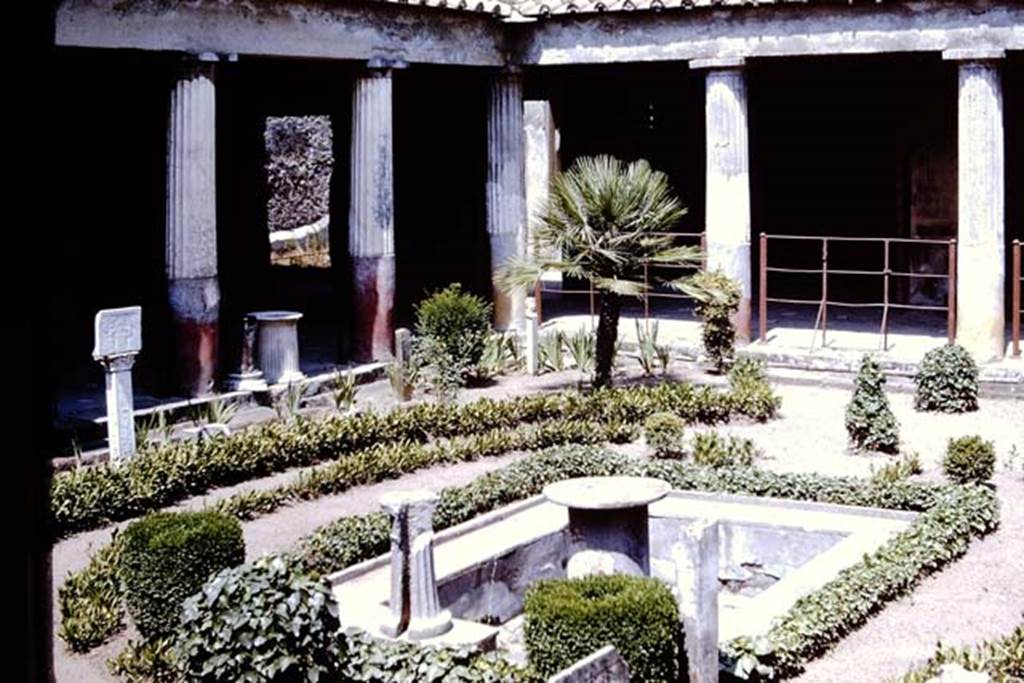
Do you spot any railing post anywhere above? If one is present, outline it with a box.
[948,239,957,345]
[881,239,890,351]
[534,280,543,327]
[1013,239,1021,357]
[700,232,708,271]
[759,232,767,343]
[821,238,829,348]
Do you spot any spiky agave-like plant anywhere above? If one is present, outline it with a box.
[499,155,715,387]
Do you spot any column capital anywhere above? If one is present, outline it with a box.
[942,48,1005,63]
[365,56,407,73]
[689,56,746,71]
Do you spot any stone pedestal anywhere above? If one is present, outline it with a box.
[93,307,142,462]
[251,311,305,385]
[391,327,414,401]
[487,68,527,332]
[694,58,751,342]
[380,490,453,641]
[945,49,1006,362]
[525,297,539,375]
[673,519,720,683]
[544,476,670,577]
[350,61,397,361]
[167,54,220,396]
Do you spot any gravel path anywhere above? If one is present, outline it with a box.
[50,371,1023,682]
[793,471,1024,683]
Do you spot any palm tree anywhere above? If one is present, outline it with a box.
[499,155,708,388]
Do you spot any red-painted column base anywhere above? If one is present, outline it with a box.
[169,277,220,396]
[352,254,395,361]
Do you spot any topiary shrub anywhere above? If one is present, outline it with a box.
[728,357,781,422]
[644,412,687,459]
[175,553,344,682]
[914,344,980,413]
[844,355,900,454]
[942,436,996,485]
[120,511,244,638]
[691,431,759,468]
[415,283,493,384]
[690,269,741,373]
[524,574,680,682]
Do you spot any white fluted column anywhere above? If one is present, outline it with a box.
[525,100,560,285]
[167,53,220,396]
[349,61,396,361]
[694,58,752,341]
[945,49,1006,362]
[487,68,527,332]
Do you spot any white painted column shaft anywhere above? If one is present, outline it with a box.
[701,61,752,341]
[166,56,220,396]
[951,54,1005,362]
[525,100,560,284]
[349,64,396,360]
[104,356,138,462]
[487,69,527,332]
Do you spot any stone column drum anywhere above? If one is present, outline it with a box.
[167,53,220,396]
[251,311,305,385]
[695,58,752,341]
[487,67,527,332]
[380,490,453,641]
[945,49,1006,362]
[350,60,397,361]
[673,520,720,683]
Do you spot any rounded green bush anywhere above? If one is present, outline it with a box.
[120,510,244,638]
[914,344,979,413]
[942,435,996,485]
[644,411,687,459]
[175,553,344,682]
[524,574,680,682]
[415,283,494,379]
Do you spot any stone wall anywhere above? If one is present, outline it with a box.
[264,115,333,233]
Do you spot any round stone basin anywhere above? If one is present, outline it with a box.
[543,476,670,510]
[250,310,303,323]
[544,477,671,576]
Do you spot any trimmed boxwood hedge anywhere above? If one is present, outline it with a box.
[52,379,763,538]
[914,344,980,414]
[67,437,998,680]
[120,511,244,638]
[942,435,997,485]
[524,574,680,681]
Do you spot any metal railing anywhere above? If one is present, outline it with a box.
[1013,239,1021,357]
[533,231,706,326]
[758,233,958,350]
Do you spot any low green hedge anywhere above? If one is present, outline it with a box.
[896,624,1024,683]
[524,574,680,681]
[914,344,979,414]
[120,511,244,639]
[59,538,125,653]
[644,411,687,458]
[52,380,763,538]
[97,445,998,681]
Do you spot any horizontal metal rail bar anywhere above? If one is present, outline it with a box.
[765,234,953,245]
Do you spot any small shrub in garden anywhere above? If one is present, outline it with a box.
[175,553,344,682]
[415,283,493,383]
[524,574,680,682]
[844,355,900,454]
[914,344,979,413]
[942,436,996,485]
[871,452,923,485]
[691,431,759,468]
[690,269,741,373]
[644,412,687,458]
[728,357,781,422]
[120,511,244,638]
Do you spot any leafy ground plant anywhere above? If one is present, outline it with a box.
[844,355,900,454]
